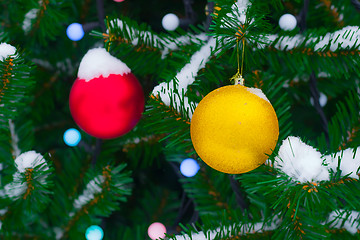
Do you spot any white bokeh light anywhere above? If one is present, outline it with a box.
[180,158,200,177]
[162,13,180,31]
[310,92,328,107]
[279,14,297,31]
[66,23,85,41]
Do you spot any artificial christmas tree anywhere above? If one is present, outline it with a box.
[0,0,360,239]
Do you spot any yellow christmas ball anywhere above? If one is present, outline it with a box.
[190,85,279,174]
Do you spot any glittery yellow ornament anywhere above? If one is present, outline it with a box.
[190,85,279,174]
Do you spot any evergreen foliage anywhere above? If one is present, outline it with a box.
[0,0,360,239]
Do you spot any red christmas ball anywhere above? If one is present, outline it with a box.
[69,73,144,139]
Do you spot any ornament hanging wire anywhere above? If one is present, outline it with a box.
[230,37,245,86]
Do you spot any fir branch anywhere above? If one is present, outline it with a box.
[22,168,34,200]
[68,155,92,198]
[339,126,360,150]
[201,174,231,212]
[8,119,20,159]
[170,216,278,240]
[23,0,68,45]
[101,16,208,60]
[145,94,193,153]
[318,0,345,27]
[224,231,274,240]
[317,90,360,152]
[152,37,216,119]
[29,0,50,37]
[261,45,360,81]
[101,17,166,53]
[260,26,360,53]
[63,166,112,238]
[322,177,358,189]
[150,94,191,125]
[122,134,163,153]
[0,152,54,234]
[181,167,240,220]
[0,48,34,130]
[209,0,272,55]
[62,164,132,239]
[32,69,60,102]
[268,46,360,58]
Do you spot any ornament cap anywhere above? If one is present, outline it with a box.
[77,48,131,82]
[230,72,244,86]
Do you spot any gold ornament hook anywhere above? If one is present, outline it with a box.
[231,38,246,85]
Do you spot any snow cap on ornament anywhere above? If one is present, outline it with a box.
[77,48,131,81]
[69,48,144,139]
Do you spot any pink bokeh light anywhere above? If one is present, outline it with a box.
[147,222,166,240]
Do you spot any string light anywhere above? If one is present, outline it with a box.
[162,13,179,31]
[180,158,200,177]
[279,14,297,31]
[148,222,166,240]
[85,225,104,240]
[63,128,81,147]
[66,23,85,41]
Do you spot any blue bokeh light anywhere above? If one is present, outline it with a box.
[66,23,84,41]
[85,225,104,240]
[63,128,81,147]
[180,158,200,177]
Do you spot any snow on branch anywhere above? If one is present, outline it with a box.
[173,209,360,240]
[73,175,105,210]
[109,19,208,58]
[22,8,39,34]
[0,151,49,199]
[231,0,250,25]
[274,136,329,183]
[0,43,16,60]
[261,26,360,52]
[8,119,20,159]
[325,148,360,179]
[274,136,360,183]
[327,210,360,234]
[174,219,278,240]
[152,37,216,119]
[15,151,48,172]
[173,208,360,240]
